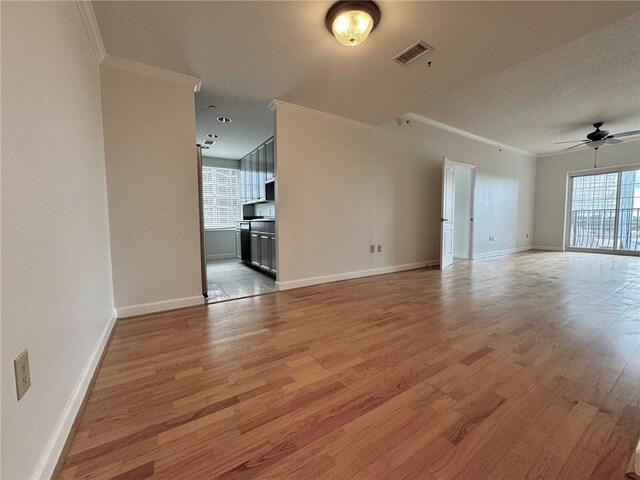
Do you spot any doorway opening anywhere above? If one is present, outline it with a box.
[453,164,474,261]
[440,157,475,270]
[196,101,277,303]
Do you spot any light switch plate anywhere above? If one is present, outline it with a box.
[370,244,375,253]
[377,245,382,253]
[14,349,31,400]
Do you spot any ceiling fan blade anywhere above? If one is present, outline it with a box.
[554,139,586,144]
[609,129,640,138]
[564,141,590,151]
[606,138,622,144]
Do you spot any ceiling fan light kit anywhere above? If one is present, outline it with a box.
[326,0,381,47]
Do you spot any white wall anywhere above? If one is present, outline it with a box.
[454,166,472,259]
[1,3,115,479]
[275,103,536,286]
[205,230,236,259]
[534,140,640,249]
[100,65,202,316]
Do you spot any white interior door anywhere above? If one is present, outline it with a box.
[440,157,455,270]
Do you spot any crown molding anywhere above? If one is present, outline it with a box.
[102,55,202,92]
[268,100,374,130]
[404,112,535,158]
[76,1,106,63]
[536,135,640,159]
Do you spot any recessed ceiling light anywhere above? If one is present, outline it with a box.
[217,116,232,123]
[207,134,220,139]
[208,105,217,109]
[325,0,380,47]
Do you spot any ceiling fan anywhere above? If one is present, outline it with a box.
[556,122,640,151]
[555,122,640,167]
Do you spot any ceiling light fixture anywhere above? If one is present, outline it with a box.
[207,134,219,138]
[325,0,380,47]
[217,116,232,123]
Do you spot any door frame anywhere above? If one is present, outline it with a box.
[196,147,208,297]
[564,163,640,257]
[441,157,476,264]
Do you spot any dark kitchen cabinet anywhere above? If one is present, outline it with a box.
[258,145,266,200]
[235,229,241,258]
[240,158,247,203]
[266,139,275,181]
[243,222,276,278]
[250,233,260,266]
[240,136,275,205]
[269,235,276,273]
[250,151,258,201]
[259,234,270,270]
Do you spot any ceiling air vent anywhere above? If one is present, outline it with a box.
[393,41,432,66]
[203,139,215,145]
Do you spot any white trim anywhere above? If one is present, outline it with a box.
[32,309,117,480]
[275,261,438,291]
[536,136,640,158]
[206,253,237,261]
[102,55,202,92]
[116,295,204,318]
[404,112,535,158]
[268,100,374,130]
[532,245,564,252]
[76,1,106,63]
[473,246,533,260]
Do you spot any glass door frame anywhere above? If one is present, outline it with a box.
[564,163,640,257]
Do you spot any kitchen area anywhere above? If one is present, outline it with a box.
[203,135,277,303]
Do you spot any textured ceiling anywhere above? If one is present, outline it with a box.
[92,1,640,158]
[419,12,640,155]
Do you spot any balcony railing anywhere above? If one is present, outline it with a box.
[568,208,640,251]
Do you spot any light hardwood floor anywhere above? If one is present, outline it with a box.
[58,252,639,479]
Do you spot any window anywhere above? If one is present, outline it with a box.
[567,166,640,253]
[202,166,241,229]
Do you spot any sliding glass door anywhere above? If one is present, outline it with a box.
[617,169,640,252]
[567,166,640,255]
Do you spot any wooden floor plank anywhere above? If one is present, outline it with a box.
[57,252,640,479]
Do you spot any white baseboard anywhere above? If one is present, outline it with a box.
[32,308,117,480]
[473,245,533,260]
[532,245,564,252]
[116,295,204,318]
[276,260,438,291]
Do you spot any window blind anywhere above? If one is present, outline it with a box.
[202,166,241,229]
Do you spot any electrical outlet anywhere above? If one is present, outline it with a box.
[14,349,31,400]
[370,244,375,253]
[377,245,382,253]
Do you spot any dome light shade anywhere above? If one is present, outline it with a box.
[326,1,381,47]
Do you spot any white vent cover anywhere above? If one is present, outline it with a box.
[393,41,432,66]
